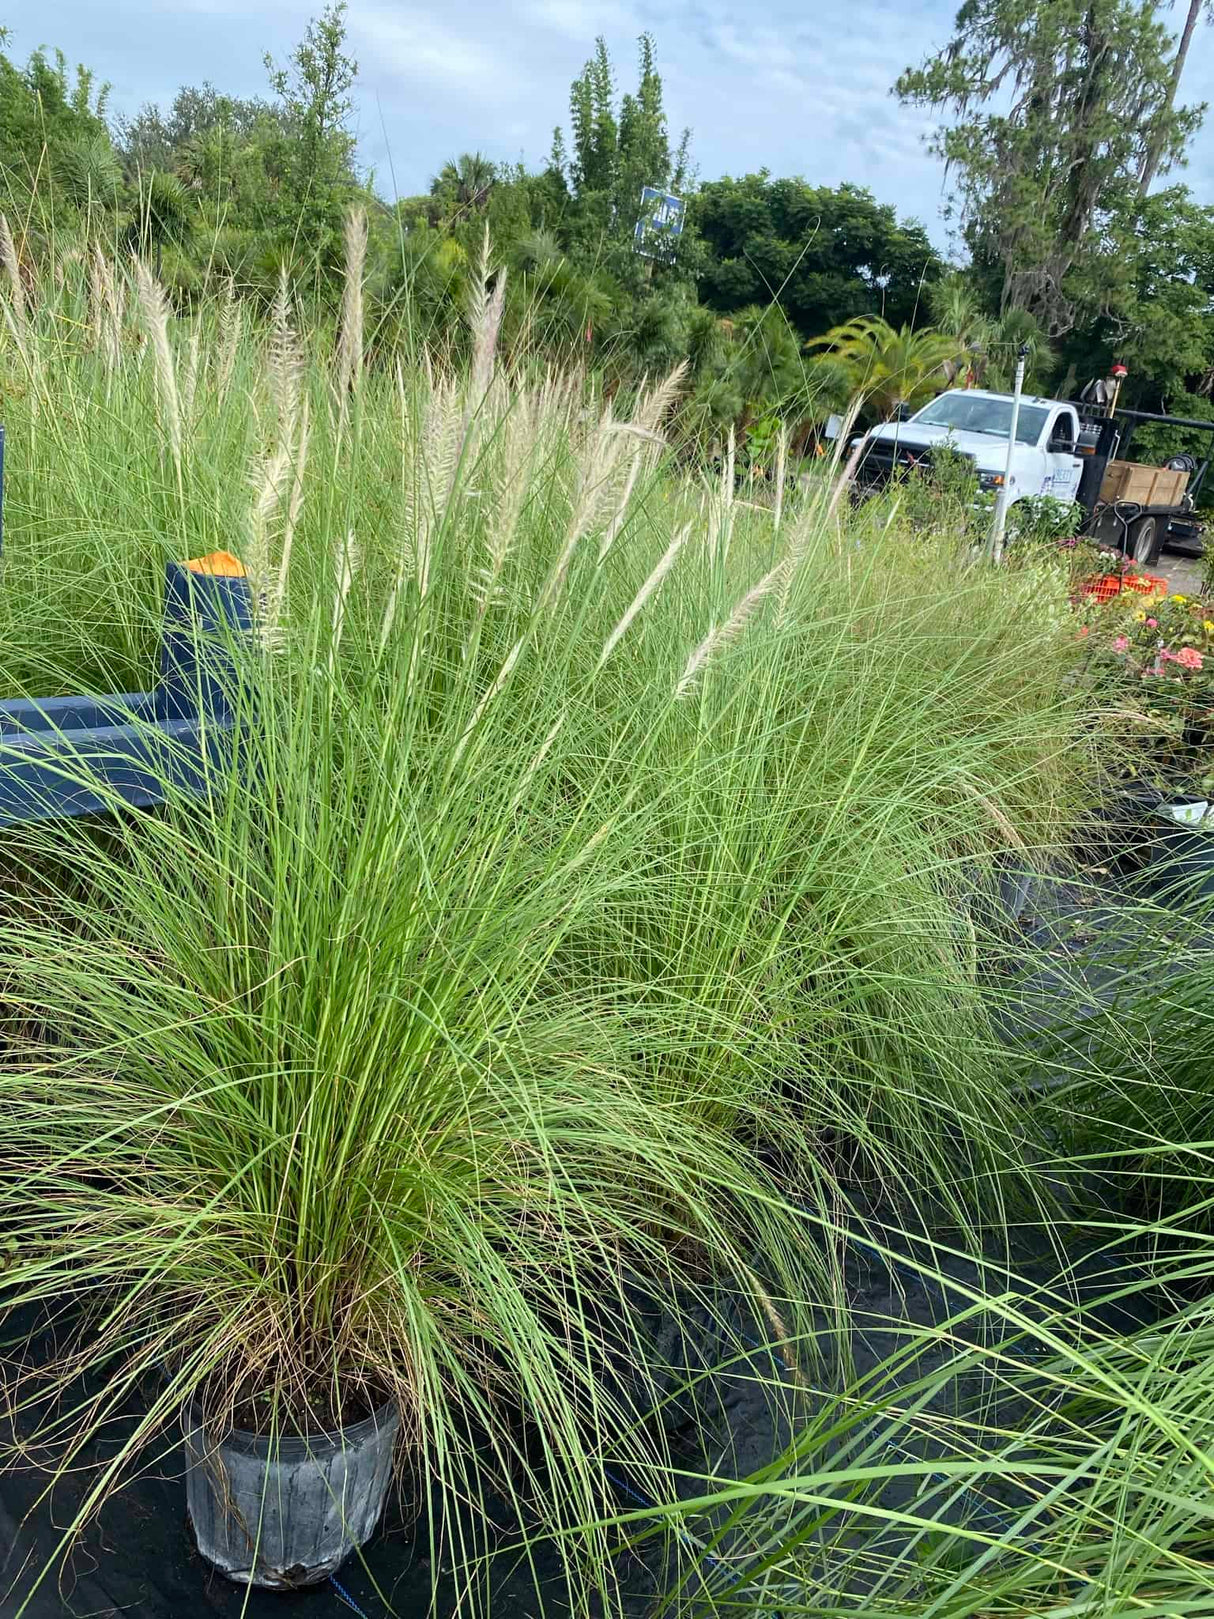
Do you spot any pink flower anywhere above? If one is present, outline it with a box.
[1177,646,1204,671]
[1147,618,1158,628]
[1162,648,1179,662]
[1113,635,1129,653]
[1078,625,1090,638]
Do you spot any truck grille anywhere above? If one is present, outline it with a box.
[853,439,971,493]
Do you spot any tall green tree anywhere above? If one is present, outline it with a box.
[896,0,1202,333]
[264,1,360,244]
[693,175,941,338]
[558,34,691,250]
[1058,185,1214,405]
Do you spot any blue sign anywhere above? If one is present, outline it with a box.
[634,187,685,260]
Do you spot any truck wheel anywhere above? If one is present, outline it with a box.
[1130,515,1162,566]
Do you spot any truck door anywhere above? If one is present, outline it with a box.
[1044,408,1083,502]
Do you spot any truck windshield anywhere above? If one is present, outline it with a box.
[912,395,1050,446]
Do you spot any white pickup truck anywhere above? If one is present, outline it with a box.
[849,387,1211,565]
[850,388,1085,506]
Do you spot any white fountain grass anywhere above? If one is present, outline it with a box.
[0,240,1105,1614]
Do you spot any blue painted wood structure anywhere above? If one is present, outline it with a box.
[0,425,255,827]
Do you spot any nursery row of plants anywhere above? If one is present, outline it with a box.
[2,226,1214,1617]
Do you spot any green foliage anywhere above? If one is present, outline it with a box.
[807,315,965,420]
[114,81,272,174]
[51,132,121,213]
[898,0,1200,335]
[649,1220,1214,1618]
[102,4,366,278]
[1008,493,1084,545]
[556,34,691,263]
[10,5,1214,464]
[1061,184,1214,406]
[1128,386,1214,466]
[0,39,114,228]
[430,150,497,224]
[126,169,194,273]
[694,174,941,338]
[6,16,1214,1616]
[929,274,1054,391]
[263,0,359,244]
[0,252,1107,1614]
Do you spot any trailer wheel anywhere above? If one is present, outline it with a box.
[1130,514,1162,566]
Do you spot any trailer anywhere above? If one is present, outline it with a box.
[1074,405,1213,567]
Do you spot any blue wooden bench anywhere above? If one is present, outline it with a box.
[0,425,255,826]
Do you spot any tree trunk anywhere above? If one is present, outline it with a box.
[1139,0,1203,195]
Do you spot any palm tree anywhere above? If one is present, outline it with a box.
[929,278,1051,392]
[929,277,994,384]
[806,316,965,420]
[725,305,808,432]
[433,152,497,218]
[981,307,1050,392]
[127,171,195,279]
[54,134,122,216]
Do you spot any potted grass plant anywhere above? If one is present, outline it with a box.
[0,531,827,1599]
[0,236,1105,1615]
[0,251,835,1608]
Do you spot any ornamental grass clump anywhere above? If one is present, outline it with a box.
[647,1211,1214,1618]
[0,237,1104,1613]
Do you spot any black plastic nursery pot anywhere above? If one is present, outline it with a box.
[1081,784,1198,876]
[1140,818,1214,905]
[183,1398,400,1589]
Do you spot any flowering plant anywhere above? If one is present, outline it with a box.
[1084,586,1214,791]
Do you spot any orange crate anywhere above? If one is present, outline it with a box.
[1083,571,1167,603]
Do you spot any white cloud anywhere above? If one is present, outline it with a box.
[12,0,1214,244]
[522,0,644,39]
[351,6,512,95]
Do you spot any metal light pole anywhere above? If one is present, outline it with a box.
[990,342,1031,564]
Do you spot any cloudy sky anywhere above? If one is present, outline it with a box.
[9,0,1214,248]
